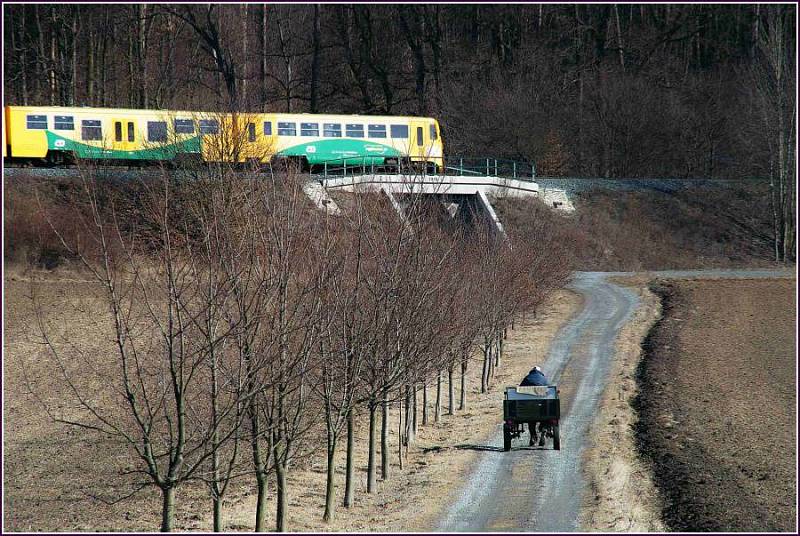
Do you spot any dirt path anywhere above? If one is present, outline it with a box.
[435,268,795,533]
[436,272,640,532]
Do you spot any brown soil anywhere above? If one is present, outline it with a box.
[3,275,582,532]
[634,279,797,532]
[580,283,665,532]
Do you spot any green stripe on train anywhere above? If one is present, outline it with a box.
[277,138,402,165]
[46,131,200,160]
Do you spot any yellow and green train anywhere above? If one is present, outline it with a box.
[3,106,444,170]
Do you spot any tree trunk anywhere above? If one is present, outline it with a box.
[68,12,78,106]
[260,5,268,109]
[367,401,378,493]
[381,392,390,480]
[429,6,444,113]
[751,4,761,59]
[448,365,455,415]
[343,410,355,507]
[411,385,418,441]
[49,29,57,105]
[398,399,404,469]
[422,383,428,425]
[250,403,269,532]
[254,470,268,531]
[480,348,488,393]
[460,358,468,410]
[33,6,45,103]
[20,22,28,105]
[274,450,288,532]
[323,430,337,522]
[403,385,412,446]
[100,21,108,106]
[137,4,148,108]
[210,354,222,533]
[160,485,176,532]
[486,343,493,377]
[613,3,625,71]
[435,371,442,422]
[213,496,222,532]
[86,27,95,104]
[241,4,248,106]
[310,4,321,112]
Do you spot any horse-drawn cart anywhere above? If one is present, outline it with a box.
[503,385,561,451]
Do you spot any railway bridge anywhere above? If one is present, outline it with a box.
[304,164,574,236]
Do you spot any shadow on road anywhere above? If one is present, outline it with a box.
[422,443,556,454]
[454,444,505,452]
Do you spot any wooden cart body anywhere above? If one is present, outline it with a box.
[502,385,561,451]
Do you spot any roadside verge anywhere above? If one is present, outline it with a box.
[580,278,665,532]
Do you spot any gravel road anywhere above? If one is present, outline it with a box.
[436,268,794,532]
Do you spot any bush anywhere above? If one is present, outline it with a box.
[4,178,74,269]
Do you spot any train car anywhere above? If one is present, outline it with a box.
[3,106,207,165]
[257,113,443,170]
[3,106,444,170]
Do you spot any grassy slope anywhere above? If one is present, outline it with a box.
[493,184,779,271]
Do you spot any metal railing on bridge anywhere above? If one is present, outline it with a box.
[313,156,537,182]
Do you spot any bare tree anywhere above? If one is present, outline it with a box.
[32,168,245,531]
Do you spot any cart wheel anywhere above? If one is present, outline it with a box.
[503,429,512,452]
[552,423,561,450]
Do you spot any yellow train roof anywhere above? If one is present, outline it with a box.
[4,105,437,122]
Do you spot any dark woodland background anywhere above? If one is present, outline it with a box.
[3,4,796,180]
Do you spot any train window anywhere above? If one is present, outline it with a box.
[416,127,424,146]
[115,122,123,142]
[199,119,219,135]
[368,124,387,138]
[390,125,408,139]
[54,115,74,131]
[81,120,102,141]
[323,123,342,137]
[277,122,296,136]
[174,119,194,135]
[26,115,47,130]
[301,123,319,136]
[264,121,272,135]
[128,122,135,142]
[248,123,256,142]
[430,124,438,140]
[147,121,168,142]
[345,124,364,138]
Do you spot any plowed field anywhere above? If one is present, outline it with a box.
[635,278,796,531]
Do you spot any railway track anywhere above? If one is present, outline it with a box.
[4,165,768,194]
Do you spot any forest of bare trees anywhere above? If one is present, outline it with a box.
[3,3,795,260]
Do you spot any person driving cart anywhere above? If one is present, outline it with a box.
[521,366,549,446]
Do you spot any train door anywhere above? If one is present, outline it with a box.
[240,118,272,163]
[410,120,428,163]
[262,117,277,162]
[112,118,136,155]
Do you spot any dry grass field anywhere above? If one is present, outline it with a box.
[3,271,581,532]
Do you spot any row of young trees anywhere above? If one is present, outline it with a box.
[33,162,571,531]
